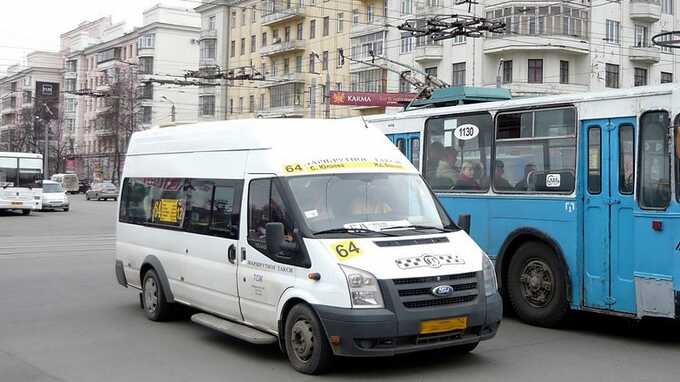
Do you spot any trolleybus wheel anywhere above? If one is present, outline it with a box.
[507,241,568,327]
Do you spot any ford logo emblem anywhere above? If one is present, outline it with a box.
[431,285,454,297]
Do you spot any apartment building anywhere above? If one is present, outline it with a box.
[0,52,63,154]
[195,0,356,119]
[72,5,200,181]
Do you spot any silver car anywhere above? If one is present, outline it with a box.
[86,182,119,201]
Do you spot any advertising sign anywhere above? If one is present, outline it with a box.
[330,91,417,107]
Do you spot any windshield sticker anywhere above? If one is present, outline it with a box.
[152,198,185,225]
[283,157,405,175]
[395,254,465,270]
[344,220,410,232]
[304,209,319,218]
[546,174,561,187]
[331,240,362,262]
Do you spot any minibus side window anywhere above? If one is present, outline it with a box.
[638,111,671,209]
[210,185,240,239]
[247,178,296,258]
[184,180,215,234]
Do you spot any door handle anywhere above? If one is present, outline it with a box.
[241,247,246,262]
[227,244,236,264]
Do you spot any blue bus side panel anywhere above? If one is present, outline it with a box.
[437,195,582,309]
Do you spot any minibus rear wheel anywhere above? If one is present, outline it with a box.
[507,241,568,328]
[142,269,173,321]
[284,304,332,374]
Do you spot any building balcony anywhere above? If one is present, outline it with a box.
[416,2,442,16]
[64,71,77,79]
[414,44,443,63]
[199,29,218,40]
[138,47,154,58]
[256,104,305,118]
[95,83,112,94]
[629,45,661,63]
[199,57,219,69]
[630,0,661,22]
[484,34,589,55]
[95,128,115,137]
[261,72,306,88]
[261,7,304,27]
[351,23,387,38]
[259,40,306,57]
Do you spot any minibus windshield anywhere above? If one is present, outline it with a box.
[286,173,454,235]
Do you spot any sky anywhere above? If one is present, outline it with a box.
[0,0,196,76]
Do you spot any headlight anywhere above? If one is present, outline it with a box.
[483,253,498,297]
[339,264,384,309]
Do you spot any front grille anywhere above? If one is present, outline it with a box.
[392,272,479,309]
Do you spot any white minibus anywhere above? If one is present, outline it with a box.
[115,119,502,374]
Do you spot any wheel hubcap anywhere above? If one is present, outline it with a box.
[144,277,158,314]
[519,259,554,308]
[290,319,314,362]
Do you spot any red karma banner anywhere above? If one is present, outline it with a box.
[330,91,418,107]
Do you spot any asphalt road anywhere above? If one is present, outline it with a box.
[1,196,679,382]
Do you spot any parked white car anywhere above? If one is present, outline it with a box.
[40,180,69,211]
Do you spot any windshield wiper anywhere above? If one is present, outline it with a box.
[313,227,396,237]
[380,224,451,232]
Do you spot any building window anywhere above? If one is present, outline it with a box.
[400,33,413,53]
[241,9,246,26]
[250,35,256,52]
[452,62,465,86]
[336,48,344,68]
[141,83,153,99]
[259,94,265,111]
[291,24,300,41]
[399,71,411,93]
[199,95,215,116]
[634,67,648,86]
[208,15,216,31]
[453,34,466,44]
[367,5,374,23]
[320,84,327,104]
[309,54,316,73]
[230,40,235,57]
[261,32,267,47]
[425,66,437,78]
[323,16,329,36]
[249,95,255,113]
[350,68,385,92]
[251,6,257,22]
[310,20,316,39]
[634,24,649,47]
[352,9,359,24]
[238,97,244,113]
[284,26,291,42]
[201,39,216,59]
[270,83,304,108]
[271,60,277,76]
[229,98,233,114]
[240,38,245,55]
[528,59,543,84]
[65,99,76,113]
[65,79,76,92]
[138,57,154,74]
[322,51,328,71]
[261,62,266,76]
[142,106,152,124]
[283,58,290,74]
[231,11,236,27]
[295,55,302,72]
[337,13,344,32]
[606,20,620,44]
[661,72,673,83]
[350,31,385,60]
[502,60,512,83]
[560,60,569,84]
[661,0,673,14]
[606,63,620,88]
[65,60,77,72]
[401,0,413,15]
[137,34,155,49]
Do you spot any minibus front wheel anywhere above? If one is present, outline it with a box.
[284,303,333,375]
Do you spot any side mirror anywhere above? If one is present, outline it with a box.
[266,222,284,255]
[458,214,471,234]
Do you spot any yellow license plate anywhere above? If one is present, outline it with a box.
[11,202,22,206]
[419,316,468,335]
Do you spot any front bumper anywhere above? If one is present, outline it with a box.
[44,200,69,208]
[314,279,502,357]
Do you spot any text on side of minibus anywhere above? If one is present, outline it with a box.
[283,157,405,175]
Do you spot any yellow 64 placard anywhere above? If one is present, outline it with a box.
[330,240,362,262]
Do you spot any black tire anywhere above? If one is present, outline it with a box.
[64,207,69,212]
[450,341,479,354]
[284,304,333,375]
[142,269,173,322]
[22,209,31,215]
[507,241,568,328]
[86,195,90,200]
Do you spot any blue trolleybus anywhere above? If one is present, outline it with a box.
[368,84,680,327]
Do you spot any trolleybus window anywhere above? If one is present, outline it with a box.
[0,157,17,186]
[423,112,492,192]
[638,111,671,210]
[18,158,43,187]
[411,138,420,169]
[494,107,577,193]
[588,127,601,194]
[619,124,635,195]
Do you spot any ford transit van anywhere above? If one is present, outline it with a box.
[115,119,501,374]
